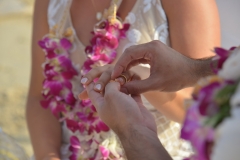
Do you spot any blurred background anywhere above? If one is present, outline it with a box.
[0,0,33,157]
[0,0,239,158]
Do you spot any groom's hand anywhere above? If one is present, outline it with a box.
[112,40,213,94]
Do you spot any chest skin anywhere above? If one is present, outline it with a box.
[70,0,137,46]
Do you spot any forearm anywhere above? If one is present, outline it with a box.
[26,97,62,160]
[118,125,172,160]
[143,91,185,123]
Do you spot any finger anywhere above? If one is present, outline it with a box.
[105,81,121,95]
[81,65,108,85]
[94,69,112,92]
[111,43,153,79]
[115,71,133,85]
[126,59,150,71]
[121,77,158,95]
[78,89,89,100]
[131,73,141,81]
[119,73,140,94]
[86,82,104,108]
[131,94,143,104]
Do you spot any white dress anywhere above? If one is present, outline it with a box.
[46,0,191,159]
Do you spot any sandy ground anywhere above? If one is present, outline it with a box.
[0,0,34,156]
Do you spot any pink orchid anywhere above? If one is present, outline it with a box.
[69,153,77,160]
[213,47,231,73]
[63,90,76,105]
[38,37,58,50]
[40,98,66,117]
[82,59,95,74]
[39,17,130,159]
[77,112,88,122]
[100,146,110,159]
[66,119,80,133]
[46,50,57,59]
[44,64,58,79]
[43,80,63,96]
[70,136,81,149]
[96,121,110,132]
[57,55,74,70]
[81,99,91,107]
[60,38,72,50]
[69,137,80,160]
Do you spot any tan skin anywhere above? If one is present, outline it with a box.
[139,0,220,122]
[26,0,220,159]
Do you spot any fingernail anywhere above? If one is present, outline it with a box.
[94,84,102,91]
[81,78,88,84]
[116,77,125,85]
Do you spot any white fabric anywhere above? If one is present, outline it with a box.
[211,108,240,160]
[47,0,191,159]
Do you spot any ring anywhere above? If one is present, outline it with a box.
[118,74,129,83]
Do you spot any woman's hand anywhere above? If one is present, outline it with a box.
[79,64,138,99]
[86,81,172,160]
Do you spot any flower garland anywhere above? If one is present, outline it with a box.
[181,46,240,160]
[38,4,130,160]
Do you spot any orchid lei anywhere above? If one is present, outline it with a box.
[38,2,130,159]
[181,46,240,160]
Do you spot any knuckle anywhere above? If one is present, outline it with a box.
[93,67,101,73]
[84,74,92,81]
[106,68,113,74]
[124,46,134,54]
[150,40,162,47]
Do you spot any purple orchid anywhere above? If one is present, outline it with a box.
[197,82,222,116]
[60,38,72,50]
[69,136,80,160]
[181,104,214,160]
[213,47,232,73]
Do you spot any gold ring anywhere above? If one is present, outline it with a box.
[118,74,129,83]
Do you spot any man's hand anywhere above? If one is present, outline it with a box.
[112,40,214,94]
[86,82,172,160]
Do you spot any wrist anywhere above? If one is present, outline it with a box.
[117,124,172,160]
[186,56,214,87]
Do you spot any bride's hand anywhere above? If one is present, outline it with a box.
[78,64,137,99]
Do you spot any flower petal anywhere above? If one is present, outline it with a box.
[60,38,72,50]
